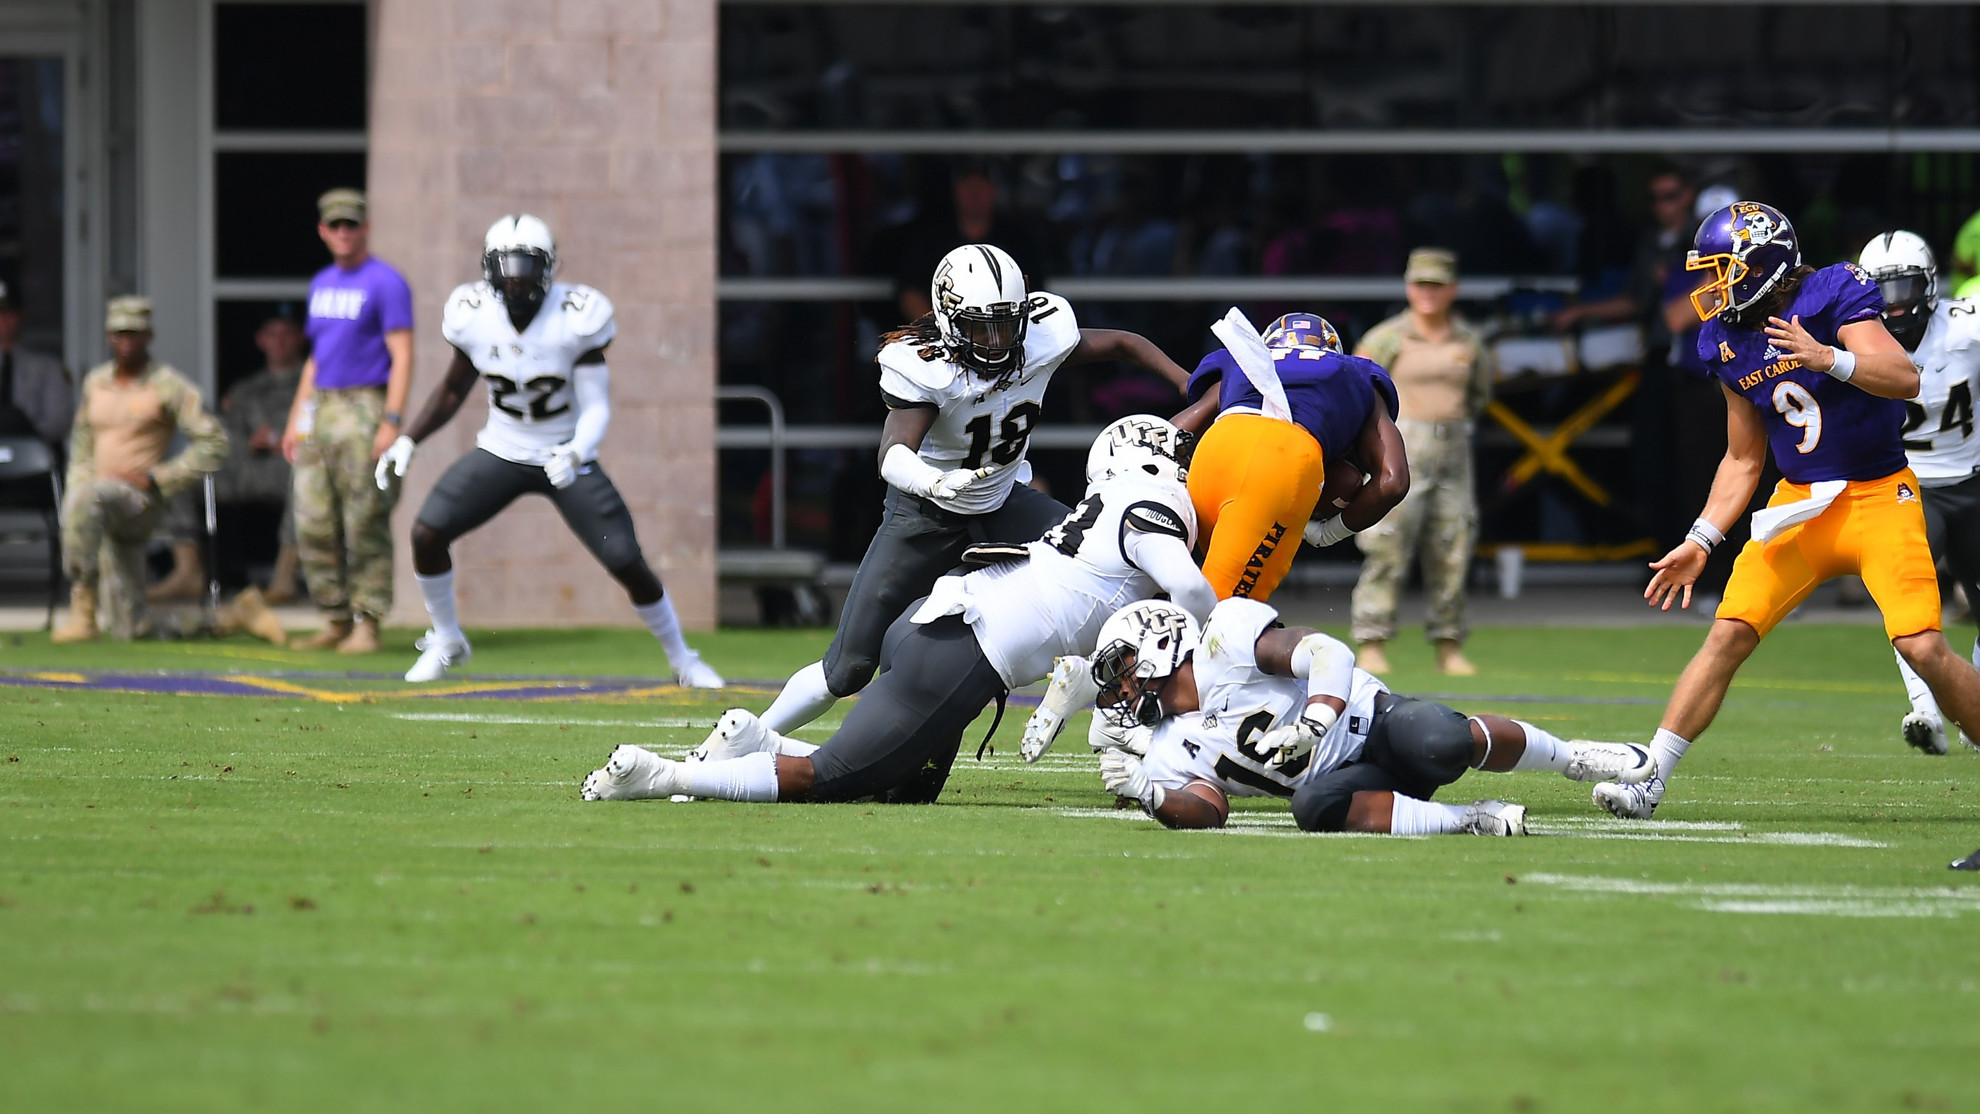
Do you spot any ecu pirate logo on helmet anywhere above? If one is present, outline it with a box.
[1686,200,1803,323]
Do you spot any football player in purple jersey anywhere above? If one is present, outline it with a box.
[1595,202,1980,849]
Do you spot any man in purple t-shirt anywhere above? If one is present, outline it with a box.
[280,188,414,653]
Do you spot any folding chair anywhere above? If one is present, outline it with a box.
[0,436,65,629]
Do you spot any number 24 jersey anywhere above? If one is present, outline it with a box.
[441,281,617,466]
[1900,298,1980,486]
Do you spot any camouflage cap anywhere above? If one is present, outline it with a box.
[1404,247,1459,286]
[105,295,152,333]
[317,187,367,224]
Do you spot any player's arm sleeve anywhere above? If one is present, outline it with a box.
[1835,264,1886,325]
[1290,630,1356,705]
[564,363,610,461]
[1122,527,1217,623]
[440,285,478,349]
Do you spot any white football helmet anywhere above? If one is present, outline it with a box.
[1086,415,1191,486]
[1091,600,1201,729]
[483,214,557,310]
[1859,229,1938,349]
[932,244,1028,380]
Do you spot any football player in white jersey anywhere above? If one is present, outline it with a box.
[1861,231,1980,756]
[580,417,1218,806]
[375,215,721,687]
[754,244,1193,736]
[1050,597,1653,835]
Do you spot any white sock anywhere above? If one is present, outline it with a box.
[1648,727,1690,782]
[674,751,779,802]
[634,596,694,664]
[1505,719,1570,773]
[761,661,838,734]
[416,571,465,643]
[1896,647,1940,719]
[1388,795,1470,835]
[773,736,820,758]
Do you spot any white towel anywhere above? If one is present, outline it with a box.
[1750,479,1847,543]
[1209,307,1293,424]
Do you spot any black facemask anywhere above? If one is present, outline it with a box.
[1877,273,1931,350]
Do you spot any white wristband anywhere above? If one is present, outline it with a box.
[1685,516,1725,554]
[1827,346,1856,382]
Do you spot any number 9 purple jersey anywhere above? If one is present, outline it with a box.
[1698,262,1903,484]
[1186,348,1399,460]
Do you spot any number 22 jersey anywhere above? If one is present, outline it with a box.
[1698,262,1899,485]
[441,281,617,466]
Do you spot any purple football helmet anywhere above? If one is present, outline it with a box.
[1686,201,1802,322]
[1262,312,1343,355]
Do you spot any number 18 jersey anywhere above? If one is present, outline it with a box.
[1901,298,1980,486]
[877,292,1081,515]
[441,281,617,466]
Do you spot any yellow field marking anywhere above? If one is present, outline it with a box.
[26,671,88,684]
[149,642,310,666]
[230,676,370,703]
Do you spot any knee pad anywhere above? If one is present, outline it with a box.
[1291,781,1355,832]
[1383,700,1475,782]
[821,650,877,699]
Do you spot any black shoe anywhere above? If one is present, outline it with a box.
[1950,849,1980,871]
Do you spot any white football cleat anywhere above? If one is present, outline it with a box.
[1460,799,1528,836]
[1021,655,1100,763]
[1593,775,1665,820]
[580,744,682,802]
[1901,711,1950,756]
[405,631,471,683]
[1564,741,1657,784]
[690,708,776,763]
[673,654,725,690]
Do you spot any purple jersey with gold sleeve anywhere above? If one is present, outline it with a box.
[1187,349,1399,460]
[1698,262,1902,484]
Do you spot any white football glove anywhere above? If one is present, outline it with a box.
[1021,655,1100,762]
[1304,516,1356,549]
[1088,714,1153,758]
[927,466,992,502]
[375,435,415,490]
[1256,704,1340,770]
[1098,747,1165,813]
[544,444,582,489]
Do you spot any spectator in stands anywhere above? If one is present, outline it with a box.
[1350,248,1493,677]
[1552,164,1698,549]
[888,161,1050,322]
[281,188,414,654]
[220,312,307,600]
[0,278,73,459]
[53,297,226,643]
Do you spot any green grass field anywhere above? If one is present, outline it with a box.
[3,621,1977,1112]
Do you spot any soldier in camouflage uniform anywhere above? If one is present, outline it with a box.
[219,315,306,598]
[1349,249,1494,676]
[54,297,228,642]
[281,189,415,653]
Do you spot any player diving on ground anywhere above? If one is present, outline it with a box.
[1603,201,1980,824]
[1857,231,1980,756]
[1023,597,1653,835]
[581,417,1214,805]
[1170,308,1409,602]
[375,215,721,687]
[754,244,1193,738]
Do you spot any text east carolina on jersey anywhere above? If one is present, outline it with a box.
[1698,262,1900,484]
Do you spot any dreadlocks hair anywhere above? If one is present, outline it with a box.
[879,313,946,362]
[1725,264,1816,330]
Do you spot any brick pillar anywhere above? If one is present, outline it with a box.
[367,0,717,629]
